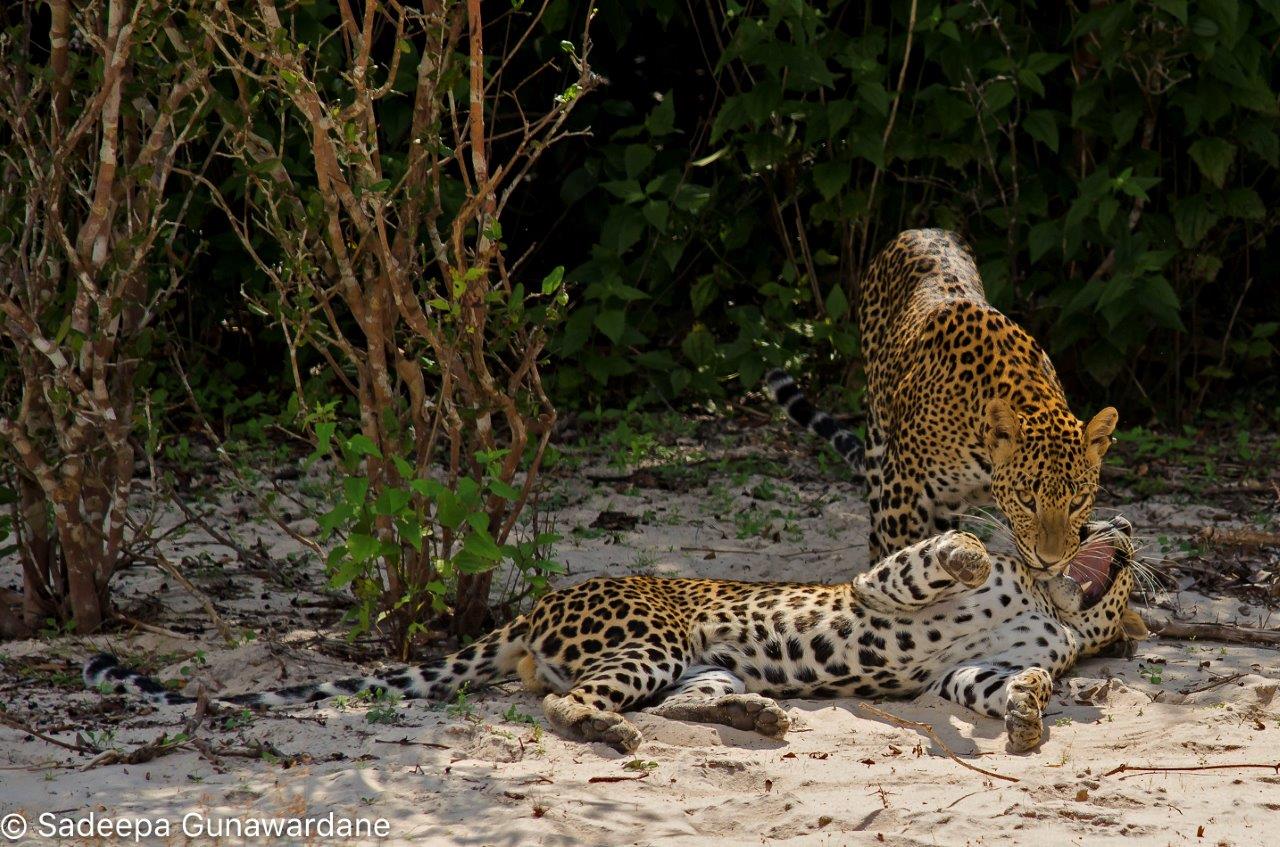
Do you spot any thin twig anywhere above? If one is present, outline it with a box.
[112,612,190,641]
[0,712,99,756]
[858,702,1019,783]
[1104,762,1280,779]
[149,548,235,645]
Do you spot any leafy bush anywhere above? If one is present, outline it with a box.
[0,0,211,635]
[195,0,591,651]
[539,0,1279,417]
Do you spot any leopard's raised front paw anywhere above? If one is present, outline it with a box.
[1004,667,1053,753]
[937,531,992,587]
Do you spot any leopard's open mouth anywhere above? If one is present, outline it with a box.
[1065,541,1116,606]
[1066,520,1133,607]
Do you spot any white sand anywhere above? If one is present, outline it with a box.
[2,430,1278,846]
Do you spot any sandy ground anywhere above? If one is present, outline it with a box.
[2,416,1279,846]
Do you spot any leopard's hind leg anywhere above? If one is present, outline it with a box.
[644,665,790,738]
[541,648,685,753]
[928,630,1072,754]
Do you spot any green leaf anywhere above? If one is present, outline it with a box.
[1222,187,1265,220]
[1024,52,1068,74]
[345,434,382,459]
[462,528,503,563]
[346,532,379,563]
[436,491,467,530]
[343,476,370,506]
[1138,275,1185,331]
[1027,220,1059,263]
[373,487,412,516]
[646,95,675,135]
[690,276,718,316]
[642,200,669,231]
[984,81,1016,112]
[541,266,565,295]
[857,82,890,116]
[594,309,627,344]
[812,160,851,200]
[824,285,850,319]
[409,478,445,499]
[827,100,856,135]
[1022,110,1059,152]
[1187,138,1236,187]
[681,325,716,367]
[314,422,336,455]
[1153,0,1188,22]
[624,144,655,178]
[1191,16,1220,37]
[1097,196,1119,231]
[489,479,521,500]
[1174,194,1220,245]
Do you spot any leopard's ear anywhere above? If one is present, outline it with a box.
[1085,407,1119,462]
[984,399,1021,464]
[1119,607,1149,640]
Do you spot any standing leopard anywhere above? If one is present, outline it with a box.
[769,228,1119,575]
[85,518,1144,755]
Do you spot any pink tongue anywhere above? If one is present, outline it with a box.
[1066,541,1113,597]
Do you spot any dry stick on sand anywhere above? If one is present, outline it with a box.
[1104,762,1280,779]
[149,547,236,645]
[82,686,210,770]
[0,712,100,756]
[858,702,1019,783]
[1141,613,1280,647]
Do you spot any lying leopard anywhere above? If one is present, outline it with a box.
[769,228,1119,575]
[85,518,1145,754]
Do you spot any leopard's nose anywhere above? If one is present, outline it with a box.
[1034,541,1068,568]
[1034,553,1069,573]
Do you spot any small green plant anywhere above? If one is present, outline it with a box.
[629,551,658,575]
[82,729,119,751]
[179,651,209,678]
[1138,663,1164,685]
[445,683,475,720]
[313,421,565,655]
[362,689,402,725]
[503,704,540,726]
[624,759,659,772]
[221,709,256,731]
[39,617,77,639]
[1054,716,1073,727]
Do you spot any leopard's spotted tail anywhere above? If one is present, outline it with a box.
[84,616,530,707]
[765,369,865,477]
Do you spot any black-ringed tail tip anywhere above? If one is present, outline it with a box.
[765,369,865,473]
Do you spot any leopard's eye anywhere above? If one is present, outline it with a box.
[1070,489,1091,511]
[1015,488,1036,510]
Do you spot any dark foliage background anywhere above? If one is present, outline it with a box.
[3,0,1278,644]
[129,0,1280,426]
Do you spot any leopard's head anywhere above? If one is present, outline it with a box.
[984,397,1118,578]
